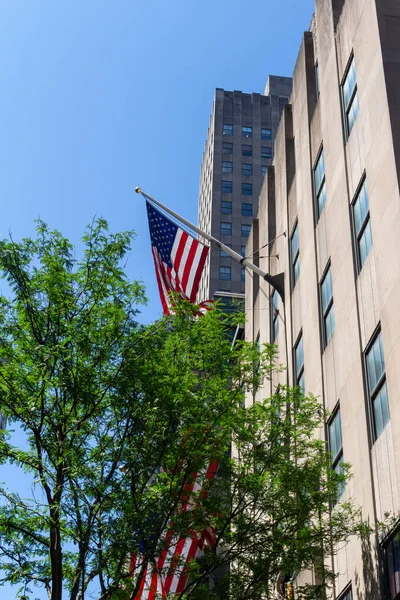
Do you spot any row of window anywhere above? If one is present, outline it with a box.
[222,162,269,177]
[222,181,253,195]
[223,125,272,139]
[219,265,246,283]
[223,142,272,159]
[220,222,251,237]
[221,201,252,216]
[220,244,246,258]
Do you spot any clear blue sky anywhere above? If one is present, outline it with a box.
[0,1,314,596]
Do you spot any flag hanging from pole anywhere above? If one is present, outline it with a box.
[146,201,211,315]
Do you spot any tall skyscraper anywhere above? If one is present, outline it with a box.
[197,77,292,306]
[246,0,400,597]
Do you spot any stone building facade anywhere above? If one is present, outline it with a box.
[245,0,400,598]
[197,77,292,305]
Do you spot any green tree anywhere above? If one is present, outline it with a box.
[0,221,360,600]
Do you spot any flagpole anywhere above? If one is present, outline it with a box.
[135,187,285,302]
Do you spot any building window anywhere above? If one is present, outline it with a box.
[241,245,246,257]
[384,531,400,599]
[223,142,233,154]
[242,163,252,176]
[222,180,232,194]
[242,183,252,196]
[242,126,252,138]
[353,178,372,270]
[294,333,304,391]
[219,266,231,281]
[314,148,327,219]
[271,290,279,342]
[221,200,232,214]
[242,144,252,157]
[261,146,272,159]
[261,128,272,140]
[220,243,231,257]
[365,330,389,439]
[290,222,300,288]
[315,62,320,98]
[223,124,233,136]
[342,55,359,137]
[320,264,334,347]
[220,222,232,236]
[338,588,352,600]
[222,161,233,173]
[241,224,251,237]
[241,267,245,283]
[261,165,267,178]
[328,407,345,501]
[241,203,252,217]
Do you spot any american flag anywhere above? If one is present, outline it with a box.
[146,201,211,315]
[130,460,218,599]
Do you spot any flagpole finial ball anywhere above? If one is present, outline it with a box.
[135,187,142,194]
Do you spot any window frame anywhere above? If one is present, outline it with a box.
[241,267,245,283]
[337,584,353,600]
[383,527,400,600]
[242,163,253,177]
[341,53,359,139]
[293,331,304,391]
[241,202,253,217]
[221,180,233,194]
[319,262,335,348]
[220,222,232,236]
[242,144,252,157]
[241,224,251,238]
[351,175,372,272]
[261,146,272,159]
[242,126,252,138]
[241,183,253,196]
[220,243,232,257]
[313,146,327,220]
[221,200,232,214]
[223,142,233,154]
[290,220,300,289]
[261,165,267,178]
[364,327,390,441]
[327,404,345,502]
[223,124,233,136]
[261,128,272,140]
[219,266,231,281]
[222,161,233,173]
[271,290,279,343]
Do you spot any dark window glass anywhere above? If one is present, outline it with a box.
[221,200,232,214]
[261,146,272,159]
[223,142,233,154]
[314,148,327,219]
[261,165,267,178]
[241,245,246,257]
[294,334,304,391]
[220,222,232,236]
[291,222,300,287]
[222,161,233,173]
[315,62,320,98]
[385,533,400,599]
[242,163,252,176]
[222,180,232,194]
[223,124,233,136]
[241,203,252,216]
[241,267,245,283]
[241,224,251,237]
[342,56,359,137]
[338,589,352,600]
[366,331,389,439]
[242,183,252,196]
[219,266,231,281]
[242,126,252,138]
[353,179,372,270]
[320,265,335,347]
[242,144,252,157]
[271,290,279,342]
[220,243,231,257]
[328,408,345,501]
[261,128,272,140]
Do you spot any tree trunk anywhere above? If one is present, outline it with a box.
[50,506,63,600]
